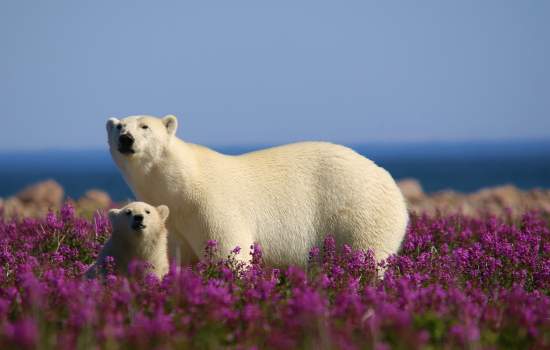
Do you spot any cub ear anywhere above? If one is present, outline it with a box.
[162,115,178,136]
[106,117,120,133]
[156,205,170,222]
[108,208,120,221]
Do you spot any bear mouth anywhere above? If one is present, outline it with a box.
[118,146,135,155]
[132,223,146,231]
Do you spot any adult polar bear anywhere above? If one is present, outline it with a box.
[107,115,408,266]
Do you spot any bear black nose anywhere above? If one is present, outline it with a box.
[119,133,134,147]
[133,214,144,223]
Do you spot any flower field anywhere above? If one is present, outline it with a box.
[0,203,549,349]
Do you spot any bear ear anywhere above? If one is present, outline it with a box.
[108,208,120,221]
[106,118,120,133]
[156,205,170,222]
[162,115,178,136]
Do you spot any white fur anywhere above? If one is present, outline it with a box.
[87,201,170,278]
[107,115,408,266]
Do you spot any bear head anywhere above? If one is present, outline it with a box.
[106,115,178,164]
[108,201,170,245]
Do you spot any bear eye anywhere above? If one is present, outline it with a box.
[141,125,148,130]
[125,210,131,216]
[145,210,150,214]
[117,124,122,130]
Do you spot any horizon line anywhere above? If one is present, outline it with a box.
[0,137,550,154]
[1,137,550,155]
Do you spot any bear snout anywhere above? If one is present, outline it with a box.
[132,214,146,230]
[118,133,135,154]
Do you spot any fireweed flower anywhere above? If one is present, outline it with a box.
[0,205,548,348]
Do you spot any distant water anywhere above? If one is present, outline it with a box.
[0,141,549,202]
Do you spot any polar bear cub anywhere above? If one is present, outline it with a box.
[106,114,409,267]
[87,202,170,279]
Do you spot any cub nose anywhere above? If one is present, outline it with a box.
[133,214,144,223]
[119,133,134,147]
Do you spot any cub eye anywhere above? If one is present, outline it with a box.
[117,124,122,130]
[141,125,148,130]
[145,210,150,214]
[125,210,131,216]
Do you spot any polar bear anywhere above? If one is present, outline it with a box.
[86,201,170,279]
[106,115,408,267]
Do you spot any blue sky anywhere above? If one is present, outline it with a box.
[0,1,549,150]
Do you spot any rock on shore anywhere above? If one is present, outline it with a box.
[397,178,550,217]
[0,180,113,218]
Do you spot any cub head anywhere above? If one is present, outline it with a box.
[106,115,178,163]
[108,202,170,243]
